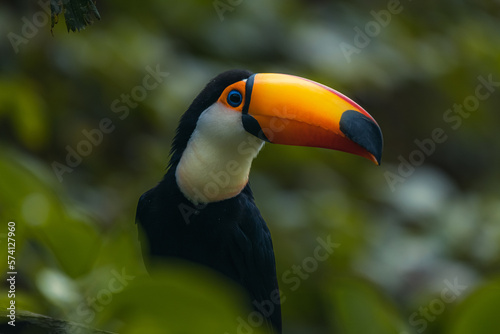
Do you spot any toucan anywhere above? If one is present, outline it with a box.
[136,69,383,333]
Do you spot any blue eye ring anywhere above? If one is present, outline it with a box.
[227,90,243,107]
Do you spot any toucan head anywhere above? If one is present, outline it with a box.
[171,69,383,203]
[171,69,382,164]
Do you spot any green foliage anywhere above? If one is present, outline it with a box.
[1,0,500,333]
[327,278,403,334]
[446,278,500,334]
[0,79,47,149]
[0,146,100,278]
[97,264,266,334]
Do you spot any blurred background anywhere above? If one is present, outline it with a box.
[1,0,500,333]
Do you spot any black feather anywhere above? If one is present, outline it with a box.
[168,69,253,168]
[136,70,281,333]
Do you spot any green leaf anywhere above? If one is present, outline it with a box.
[0,79,47,150]
[37,215,101,278]
[95,263,268,334]
[326,277,404,334]
[446,278,500,334]
[0,146,100,278]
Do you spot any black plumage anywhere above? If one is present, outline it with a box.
[136,70,282,333]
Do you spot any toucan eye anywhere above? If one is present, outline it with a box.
[227,90,243,107]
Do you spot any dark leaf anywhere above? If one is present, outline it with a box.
[50,0,100,33]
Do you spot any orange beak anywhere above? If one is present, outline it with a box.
[239,73,383,165]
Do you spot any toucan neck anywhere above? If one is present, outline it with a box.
[175,120,264,205]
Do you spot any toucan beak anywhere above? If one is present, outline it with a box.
[241,73,383,165]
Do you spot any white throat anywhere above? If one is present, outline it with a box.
[175,103,264,204]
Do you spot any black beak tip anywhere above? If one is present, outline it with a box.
[339,110,383,165]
